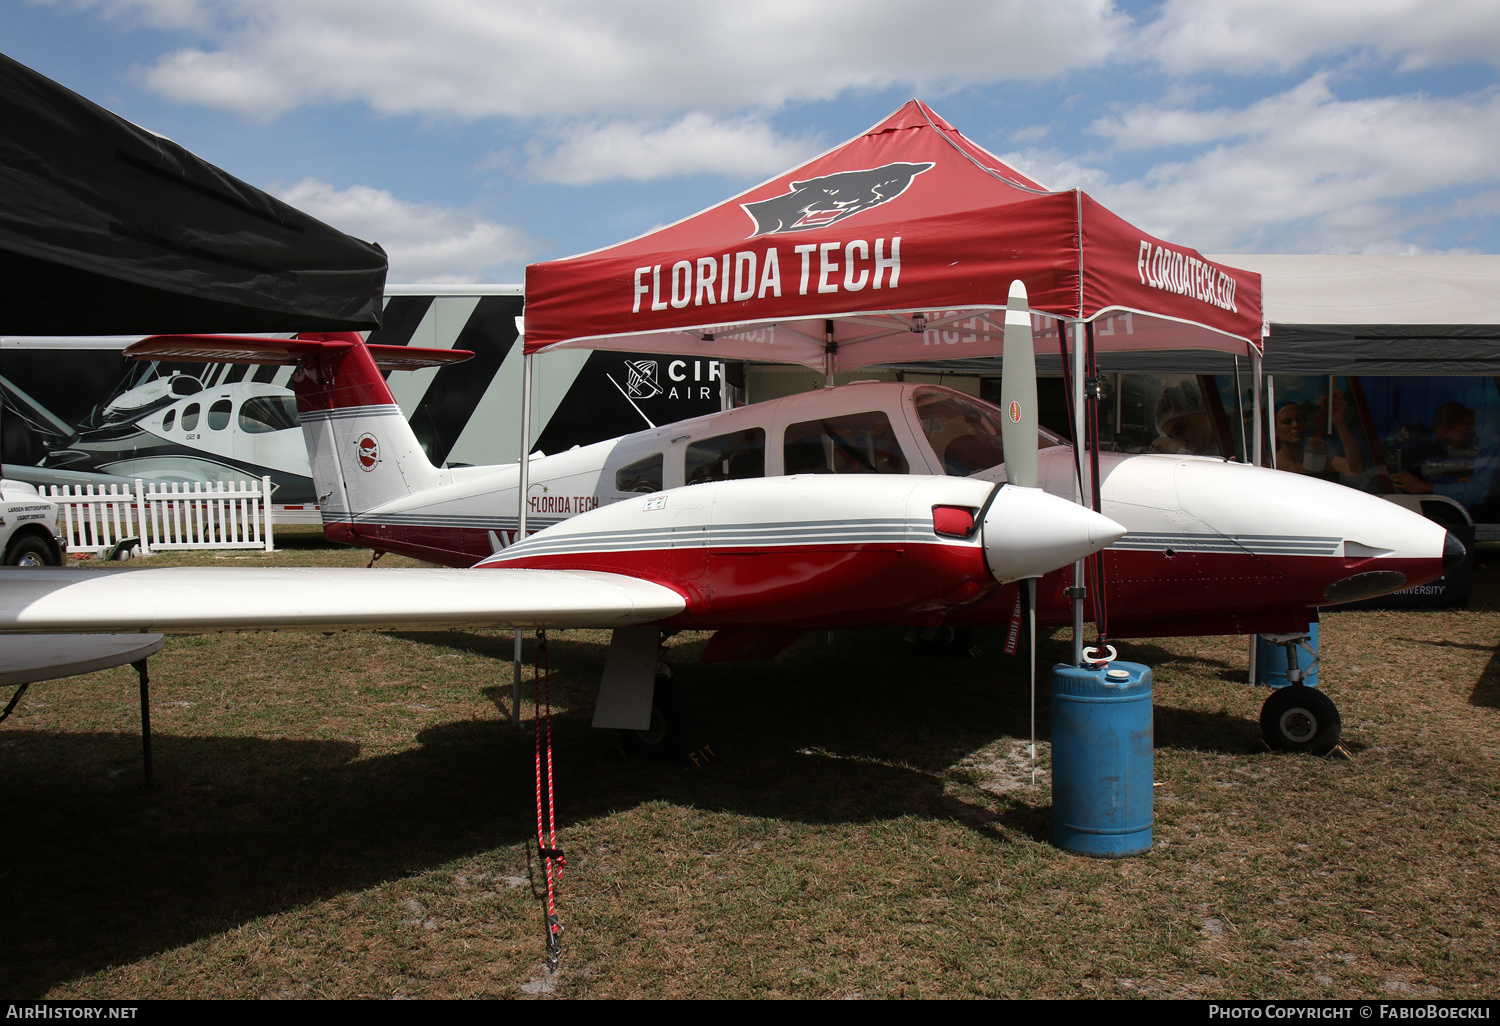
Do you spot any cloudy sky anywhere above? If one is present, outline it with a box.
[8,0,1500,283]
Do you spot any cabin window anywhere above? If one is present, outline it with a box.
[162,410,175,432]
[239,395,301,434]
[180,403,200,431]
[784,411,909,475]
[914,391,1008,476]
[208,399,233,430]
[685,429,765,484]
[615,453,664,493]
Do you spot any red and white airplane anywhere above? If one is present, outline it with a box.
[112,318,1461,645]
[0,285,1462,755]
[0,287,1131,752]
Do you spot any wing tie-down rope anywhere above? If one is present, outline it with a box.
[532,630,565,967]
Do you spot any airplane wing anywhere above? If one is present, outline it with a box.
[124,334,473,372]
[0,567,685,634]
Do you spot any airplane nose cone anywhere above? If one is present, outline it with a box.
[1444,530,1468,576]
[982,485,1127,583]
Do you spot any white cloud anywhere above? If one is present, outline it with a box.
[1089,74,1338,150]
[995,148,1110,194]
[1083,79,1500,252]
[1142,0,1500,74]
[27,0,217,32]
[524,113,822,185]
[1008,125,1052,145]
[273,179,537,283]
[83,0,1500,123]
[71,0,1130,121]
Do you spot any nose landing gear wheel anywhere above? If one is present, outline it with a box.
[1260,685,1342,755]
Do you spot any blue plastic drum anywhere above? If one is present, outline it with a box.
[1051,661,1154,858]
[1255,623,1319,689]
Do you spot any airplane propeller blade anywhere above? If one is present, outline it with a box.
[999,280,1038,490]
[998,280,1061,773]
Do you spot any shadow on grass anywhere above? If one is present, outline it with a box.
[1471,645,1500,709]
[1380,636,1500,709]
[267,530,347,552]
[1391,637,1497,652]
[0,627,1275,996]
[1152,705,1263,754]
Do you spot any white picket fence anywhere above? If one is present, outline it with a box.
[45,478,275,557]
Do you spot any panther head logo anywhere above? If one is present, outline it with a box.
[741,161,934,237]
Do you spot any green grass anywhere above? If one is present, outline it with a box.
[0,534,1497,998]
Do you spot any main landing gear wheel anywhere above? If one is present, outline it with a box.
[619,671,701,764]
[906,625,978,658]
[1260,685,1342,755]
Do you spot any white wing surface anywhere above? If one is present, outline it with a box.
[0,567,686,634]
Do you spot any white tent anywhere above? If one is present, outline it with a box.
[1206,254,1500,375]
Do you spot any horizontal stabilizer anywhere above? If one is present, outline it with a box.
[124,334,473,371]
[367,345,474,371]
[0,566,685,634]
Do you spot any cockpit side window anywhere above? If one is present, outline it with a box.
[914,391,1010,476]
[685,429,765,484]
[615,453,664,493]
[238,395,301,434]
[784,411,909,475]
[207,399,232,430]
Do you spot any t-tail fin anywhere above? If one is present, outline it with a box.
[124,332,472,518]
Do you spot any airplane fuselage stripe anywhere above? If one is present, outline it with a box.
[327,508,1347,559]
[301,404,405,422]
[1111,533,1341,556]
[497,517,959,558]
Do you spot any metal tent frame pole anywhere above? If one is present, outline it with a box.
[1248,347,1266,684]
[1071,320,1088,666]
[513,351,533,730]
[1251,350,1264,466]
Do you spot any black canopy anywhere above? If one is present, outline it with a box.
[0,53,386,335]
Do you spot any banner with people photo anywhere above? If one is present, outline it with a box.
[1078,370,1481,608]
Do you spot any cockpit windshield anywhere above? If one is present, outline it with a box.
[913,389,1063,476]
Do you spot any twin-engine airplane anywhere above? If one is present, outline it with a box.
[0,286,1130,747]
[0,284,1463,754]
[115,309,1460,645]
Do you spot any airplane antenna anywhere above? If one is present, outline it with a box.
[605,372,657,429]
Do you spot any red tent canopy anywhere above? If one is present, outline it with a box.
[524,101,1262,372]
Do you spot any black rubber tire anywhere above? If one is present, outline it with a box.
[619,674,700,764]
[906,625,978,658]
[1260,685,1342,755]
[5,535,56,567]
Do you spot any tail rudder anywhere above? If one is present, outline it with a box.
[286,332,442,516]
[123,332,471,517]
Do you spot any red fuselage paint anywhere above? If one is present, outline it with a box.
[337,519,1436,638]
[480,540,996,631]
